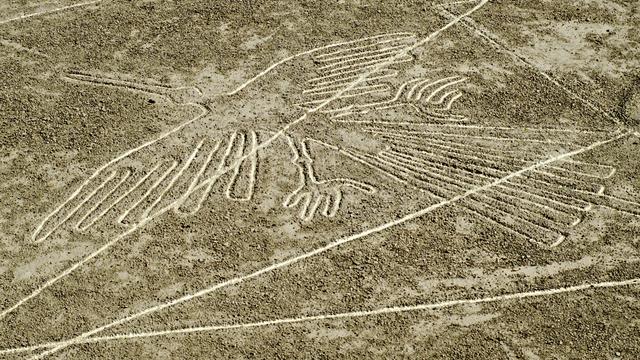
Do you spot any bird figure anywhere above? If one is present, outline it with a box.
[33,32,640,250]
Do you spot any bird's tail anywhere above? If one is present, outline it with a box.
[362,123,638,248]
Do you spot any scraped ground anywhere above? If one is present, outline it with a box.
[1,1,639,359]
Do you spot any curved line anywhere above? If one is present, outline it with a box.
[414,76,460,100]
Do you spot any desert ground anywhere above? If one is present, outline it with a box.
[0,0,639,359]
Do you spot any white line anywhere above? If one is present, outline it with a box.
[192,132,238,208]
[532,169,603,194]
[75,170,131,231]
[316,33,415,58]
[142,140,205,219]
[444,91,462,109]
[385,133,538,163]
[318,44,407,63]
[382,150,573,233]
[309,69,397,87]
[1,226,140,323]
[225,132,258,201]
[505,179,592,210]
[30,103,209,244]
[175,140,221,214]
[307,66,379,85]
[343,149,409,184]
[83,163,163,229]
[407,78,432,100]
[0,0,102,25]
[4,277,638,355]
[560,159,616,178]
[367,128,581,146]
[439,0,481,6]
[351,122,610,134]
[117,161,178,224]
[305,83,389,97]
[233,131,259,201]
[33,170,118,244]
[419,77,465,101]
[194,1,492,198]
[318,49,404,70]
[327,54,412,73]
[304,72,396,93]
[26,3,494,358]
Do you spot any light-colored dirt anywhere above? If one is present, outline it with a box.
[0,1,639,359]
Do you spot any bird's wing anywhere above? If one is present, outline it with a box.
[32,130,261,243]
[335,123,634,247]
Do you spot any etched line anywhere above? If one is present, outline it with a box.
[381,149,575,238]
[316,33,416,58]
[5,277,637,354]
[33,170,118,244]
[318,49,407,70]
[30,104,210,243]
[117,162,179,225]
[283,136,374,221]
[229,32,415,95]
[318,44,408,63]
[386,145,583,225]
[142,140,206,219]
[82,163,163,229]
[0,0,102,25]
[224,132,259,202]
[64,71,203,104]
[175,140,223,215]
[76,170,131,231]
[367,127,582,146]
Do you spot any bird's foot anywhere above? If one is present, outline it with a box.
[283,176,376,221]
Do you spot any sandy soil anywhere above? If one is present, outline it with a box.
[0,0,639,359]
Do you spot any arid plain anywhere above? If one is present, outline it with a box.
[0,0,639,359]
